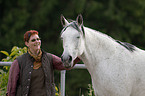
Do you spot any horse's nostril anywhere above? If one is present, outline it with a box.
[61,55,72,63]
[68,55,72,63]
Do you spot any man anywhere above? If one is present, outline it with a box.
[6,30,80,96]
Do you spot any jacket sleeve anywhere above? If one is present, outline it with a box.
[6,60,20,96]
[51,54,81,70]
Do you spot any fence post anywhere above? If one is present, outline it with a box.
[60,70,66,96]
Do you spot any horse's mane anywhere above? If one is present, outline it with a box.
[116,40,136,52]
[84,27,136,52]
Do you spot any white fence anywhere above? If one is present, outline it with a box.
[0,62,86,96]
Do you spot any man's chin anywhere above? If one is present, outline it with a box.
[34,46,41,50]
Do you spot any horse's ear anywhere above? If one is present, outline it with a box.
[61,14,69,27]
[76,14,85,37]
[76,14,83,26]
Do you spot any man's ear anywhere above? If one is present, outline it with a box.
[25,42,29,47]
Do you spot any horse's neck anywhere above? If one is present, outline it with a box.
[80,27,117,64]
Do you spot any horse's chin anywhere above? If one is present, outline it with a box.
[63,62,73,68]
[64,65,72,68]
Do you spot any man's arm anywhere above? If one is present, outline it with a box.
[6,60,20,96]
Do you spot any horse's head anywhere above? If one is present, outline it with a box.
[60,14,85,68]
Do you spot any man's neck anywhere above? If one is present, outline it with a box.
[29,49,40,56]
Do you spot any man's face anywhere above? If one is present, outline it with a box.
[25,34,41,52]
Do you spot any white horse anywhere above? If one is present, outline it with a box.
[60,14,145,96]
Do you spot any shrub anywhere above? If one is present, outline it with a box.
[87,84,95,96]
[0,46,27,96]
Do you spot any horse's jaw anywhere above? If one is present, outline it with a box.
[78,37,85,57]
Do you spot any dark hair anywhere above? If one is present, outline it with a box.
[24,30,38,42]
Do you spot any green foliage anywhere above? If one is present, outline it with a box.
[1,0,145,54]
[87,84,95,96]
[81,84,95,96]
[1,46,27,62]
[55,86,60,96]
[0,46,27,96]
[0,46,27,71]
[0,70,9,96]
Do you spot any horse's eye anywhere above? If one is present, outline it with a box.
[77,36,80,39]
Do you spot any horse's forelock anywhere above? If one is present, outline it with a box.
[61,21,85,37]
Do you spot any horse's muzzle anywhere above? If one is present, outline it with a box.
[61,55,72,67]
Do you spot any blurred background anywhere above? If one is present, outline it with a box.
[0,0,145,95]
